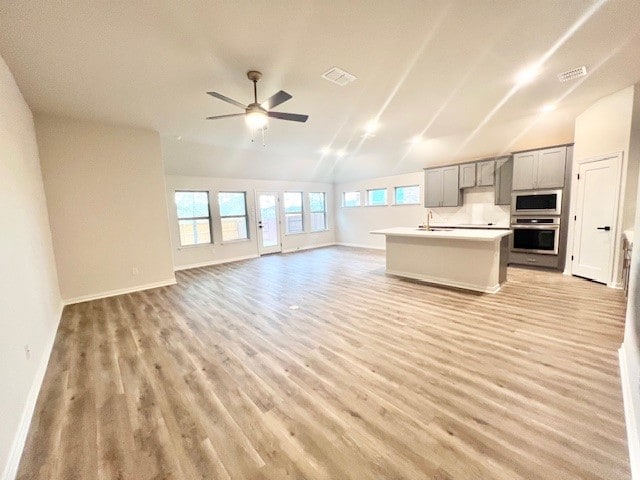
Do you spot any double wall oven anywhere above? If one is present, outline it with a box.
[510,190,562,256]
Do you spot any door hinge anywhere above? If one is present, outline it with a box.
[571,255,574,261]
[577,173,580,180]
[574,215,577,221]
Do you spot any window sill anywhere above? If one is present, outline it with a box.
[178,243,213,250]
[392,203,421,206]
[284,231,306,236]
[310,228,330,233]
[364,204,388,207]
[341,205,362,208]
[220,238,251,245]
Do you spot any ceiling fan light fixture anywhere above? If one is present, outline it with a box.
[245,109,268,130]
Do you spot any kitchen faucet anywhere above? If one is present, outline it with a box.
[426,210,433,230]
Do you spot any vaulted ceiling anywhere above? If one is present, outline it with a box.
[2,0,640,182]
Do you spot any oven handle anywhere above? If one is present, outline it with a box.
[510,225,559,230]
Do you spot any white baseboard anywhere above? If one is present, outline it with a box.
[174,254,259,271]
[63,278,177,305]
[335,242,385,251]
[281,242,336,254]
[1,301,64,480]
[619,343,640,480]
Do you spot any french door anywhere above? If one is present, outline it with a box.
[255,192,282,255]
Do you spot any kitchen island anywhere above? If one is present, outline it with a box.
[370,227,512,293]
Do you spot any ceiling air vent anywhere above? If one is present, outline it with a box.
[321,67,356,86]
[558,66,587,82]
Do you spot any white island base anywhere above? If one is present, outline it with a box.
[370,228,512,294]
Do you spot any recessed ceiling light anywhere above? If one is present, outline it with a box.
[540,104,557,113]
[175,135,182,141]
[515,65,541,86]
[364,119,380,134]
[410,135,423,145]
[336,150,346,158]
[320,146,332,155]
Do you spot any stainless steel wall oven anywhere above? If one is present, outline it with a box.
[510,217,560,255]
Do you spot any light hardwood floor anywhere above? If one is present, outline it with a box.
[17,246,630,479]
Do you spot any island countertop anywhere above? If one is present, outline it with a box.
[370,227,512,242]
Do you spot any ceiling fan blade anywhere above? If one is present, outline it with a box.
[206,113,245,120]
[261,90,292,109]
[267,111,309,123]
[206,92,247,110]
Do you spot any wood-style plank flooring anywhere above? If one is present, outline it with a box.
[18,246,630,479]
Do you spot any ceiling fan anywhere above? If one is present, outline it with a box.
[206,70,309,129]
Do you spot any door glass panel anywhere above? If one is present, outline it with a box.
[259,194,278,248]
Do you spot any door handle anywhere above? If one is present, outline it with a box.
[596,226,611,231]
[258,221,263,229]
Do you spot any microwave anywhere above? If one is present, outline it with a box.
[511,189,562,216]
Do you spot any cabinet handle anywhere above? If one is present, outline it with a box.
[526,258,537,263]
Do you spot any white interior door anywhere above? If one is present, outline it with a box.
[256,192,282,255]
[572,154,621,284]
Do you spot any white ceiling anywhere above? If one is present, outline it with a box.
[2,0,640,183]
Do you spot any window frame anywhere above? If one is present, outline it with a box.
[309,192,328,232]
[393,185,421,206]
[283,191,305,235]
[342,191,362,207]
[365,188,388,207]
[174,190,213,247]
[217,191,250,243]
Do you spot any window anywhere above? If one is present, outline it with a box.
[175,191,212,246]
[218,192,248,241]
[394,185,420,205]
[366,188,387,206]
[342,191,361,207]
[309,192,327,231]
[284,192,304,234]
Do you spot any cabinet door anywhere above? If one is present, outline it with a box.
[536,147,566,188]
[459,163,476,188]
[424,168,443,207]
[494,156,513,205]
[442,166,460,207]
[512,151,536,190]
[476,160,495,186]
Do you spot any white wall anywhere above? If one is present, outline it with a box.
[165,175,335,269]
[621,84,640,480]
[565,85,639,285]
[335,171,510,249]
[35,114,175,303]
[0,56,62,480]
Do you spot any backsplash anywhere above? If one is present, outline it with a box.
[428,187,510,227]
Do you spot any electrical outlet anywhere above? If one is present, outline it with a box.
[24,344,31,360]
[132,267,139,276]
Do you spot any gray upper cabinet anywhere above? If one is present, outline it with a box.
[512,146,566,190]
[476,160,495,186]
[425,168,443,207]
[442,166,460,206]
[424,165,460,207]
[537,148,567,188]
[459,163,476,188]
[494,156,513,205]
